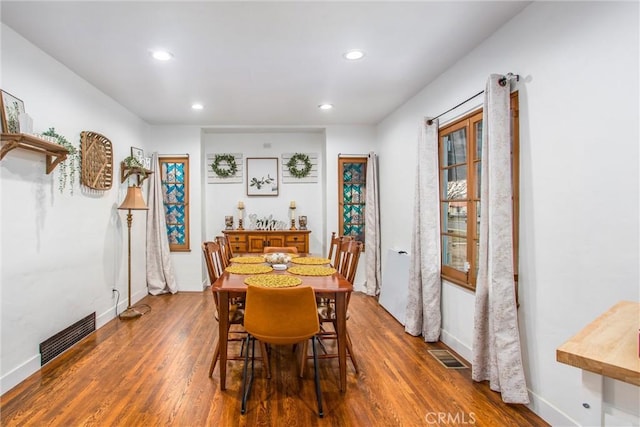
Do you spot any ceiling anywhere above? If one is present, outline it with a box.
[1,1,530,127]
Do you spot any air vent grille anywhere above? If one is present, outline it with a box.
[40,312,96,365]
[428,349,468,369]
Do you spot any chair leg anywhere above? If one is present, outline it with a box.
[241,335,255,415]
[345,331,359,373]
[209,341,220,377]
[311,336,324,418]
[258,341,271,379]
[298,340,309,378]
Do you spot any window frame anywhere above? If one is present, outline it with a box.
[438,92,519,290]
[159,156,190,252]
[338,156,367,246]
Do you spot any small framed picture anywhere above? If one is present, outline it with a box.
[246,157,278,196]
[131,147,144,164]
[0,90,25,134]
[144,157,152,170]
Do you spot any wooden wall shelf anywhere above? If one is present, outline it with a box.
[120,161,153,185]
[1,133,69,174]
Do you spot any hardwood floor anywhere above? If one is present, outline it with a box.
[1,291,549,426]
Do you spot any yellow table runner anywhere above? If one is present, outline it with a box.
[226,264,273,274]
[290,257,331,265]
[288,266,337,276]
[229,256,266,264]
[244,274,302,288]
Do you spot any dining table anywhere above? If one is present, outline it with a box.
[211,255,353,392]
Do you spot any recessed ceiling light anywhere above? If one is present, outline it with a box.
[343,50,365,60]
[151,50,173,61]
[318,104,333,110]
[191,103,203,110]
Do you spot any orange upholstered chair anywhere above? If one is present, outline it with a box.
[241,285,323,417]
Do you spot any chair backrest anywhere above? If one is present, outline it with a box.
[216,235,233,267]
[335,240,363,284]
[263,246,299,254]
[327,232,354,267]
[244,286,319,345]
[202,241,225,285]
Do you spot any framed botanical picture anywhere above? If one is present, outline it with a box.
[246,157,278,196]
[131,147,144,164]
[0,90,25,134]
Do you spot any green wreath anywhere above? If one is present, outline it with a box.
[211,154,238,178]
[286,153,312,178]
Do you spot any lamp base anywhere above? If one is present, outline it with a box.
[119,307,144,320]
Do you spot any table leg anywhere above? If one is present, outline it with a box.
[218,291,230,390]
[335,292,347,392]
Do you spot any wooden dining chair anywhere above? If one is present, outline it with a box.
[202,241,247,377]
[216,235,233,267]
[315,239,362,373]
[263,246,298,254]
[327,232,354,267]
[241,285,323,417]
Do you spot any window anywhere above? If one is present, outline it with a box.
[438,92,519,290]
[338,157,367,245]
[159,156,190,252]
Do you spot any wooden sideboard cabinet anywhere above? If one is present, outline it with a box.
[223,230,311,254]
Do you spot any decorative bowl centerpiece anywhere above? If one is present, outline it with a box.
[263,252,292,266]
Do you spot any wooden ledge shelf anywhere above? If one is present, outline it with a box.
[1,133,69,174]
[557,300,640,386]
[120,161,153,185]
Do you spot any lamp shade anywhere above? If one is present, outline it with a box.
[118,186,149,210]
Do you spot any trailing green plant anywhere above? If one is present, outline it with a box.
[211,153,238,178]
[286,153,312,178]
[42,127,79,194]
[122,155,147,180]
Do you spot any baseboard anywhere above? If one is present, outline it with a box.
[440,328,472,362]
[526,388,578,426]
[439,329,575,426]
[0,353,40,396]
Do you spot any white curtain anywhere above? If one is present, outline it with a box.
[364,151,381,296]
[472,75,528,404]
[146,153,178,295]
[405,119,441,342]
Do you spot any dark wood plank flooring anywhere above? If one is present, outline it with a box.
[1,291,549,426]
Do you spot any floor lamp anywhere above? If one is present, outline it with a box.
[118,185,149,319]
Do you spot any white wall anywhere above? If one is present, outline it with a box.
[0,25,151,393]
[202,130,326,256]
[325,125,377,291]
[144,126,376,292]
[377,2,639,426]
[147,126,203,292]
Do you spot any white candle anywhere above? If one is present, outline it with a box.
[238,201,244,209]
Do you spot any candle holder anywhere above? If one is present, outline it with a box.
[237,207,245,230]
[225,215,233,230]
[289,207,297,230]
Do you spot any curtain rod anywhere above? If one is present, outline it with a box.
[426,73,519,126]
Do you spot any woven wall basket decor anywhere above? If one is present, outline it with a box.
[80,131,113,190]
